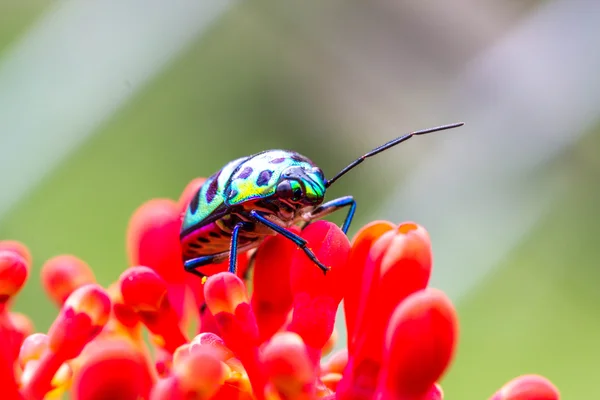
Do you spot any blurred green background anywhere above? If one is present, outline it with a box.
[2,1,599,398]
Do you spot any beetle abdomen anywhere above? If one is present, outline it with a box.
[181,221,262,260]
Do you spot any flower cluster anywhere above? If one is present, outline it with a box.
[0,177,560,399]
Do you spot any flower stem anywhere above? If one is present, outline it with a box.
[21,351,63,400]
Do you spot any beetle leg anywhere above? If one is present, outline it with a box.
[184,255,221,278]
[248,210,330,274]
[306,195,357,234]
[228,221,246,275]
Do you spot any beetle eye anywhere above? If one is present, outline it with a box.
[276,180,304,202]
[276,180,293,198]
[293,187,302,201]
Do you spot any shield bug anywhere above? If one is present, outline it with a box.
[180,122,464,278]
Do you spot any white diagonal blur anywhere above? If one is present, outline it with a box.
[0,0,236,220]
[376,0,600,302]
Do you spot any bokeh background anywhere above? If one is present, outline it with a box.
[2,1,599,398]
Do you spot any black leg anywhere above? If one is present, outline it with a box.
[307,195,357,234]
[248,210,330,274]
[229,222,245,275]
[184,254,221,279]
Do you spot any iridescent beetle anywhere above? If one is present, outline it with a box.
[180,122,464,278]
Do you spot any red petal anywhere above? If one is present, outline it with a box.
[377,288,458,397]
[252,228,298,342]
[0,322,20,400]
[344,221,395,350]
[287,292,337,350]
[290,221,350,302]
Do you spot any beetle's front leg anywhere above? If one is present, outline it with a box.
[248,210,330,274]
[305,195,356,234]
[184,255,220,278]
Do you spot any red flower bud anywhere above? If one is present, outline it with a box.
[376,288,458,399]
[0,240,31,265]
[72,339,154,400]
[127,199,197,320]
[290,221,350,302]
[119,266,187,353]
[22,284,111,399]
[339,222,433,399]
[127,199,184,284]
[204,272,265,399]
[490,374,560,400]
[19,333,48,368]
[173,347,229,400]
[287,221,350,359]
[105,282,141,334]
[344,221,395,347]
[48,284,111,359]
[40,255,96,307]
[0,250,28,306]
[262,332,317,400]
[252,229,297,343]
[189,332,234,361]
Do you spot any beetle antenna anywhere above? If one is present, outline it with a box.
[324,122,464,188]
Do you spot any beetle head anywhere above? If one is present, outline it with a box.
[275,165,326,206]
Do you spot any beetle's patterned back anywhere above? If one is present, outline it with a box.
[225,150,321,206]
[181,156,249,233]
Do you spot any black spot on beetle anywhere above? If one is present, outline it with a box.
[270,157,285,164]
[189,191,200,214]
[189,243,200,249]
[237,166,253,179]
[197,237,210,243]
[256,170,273,186]
[209,231,220,238]
[205,177,219,203]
